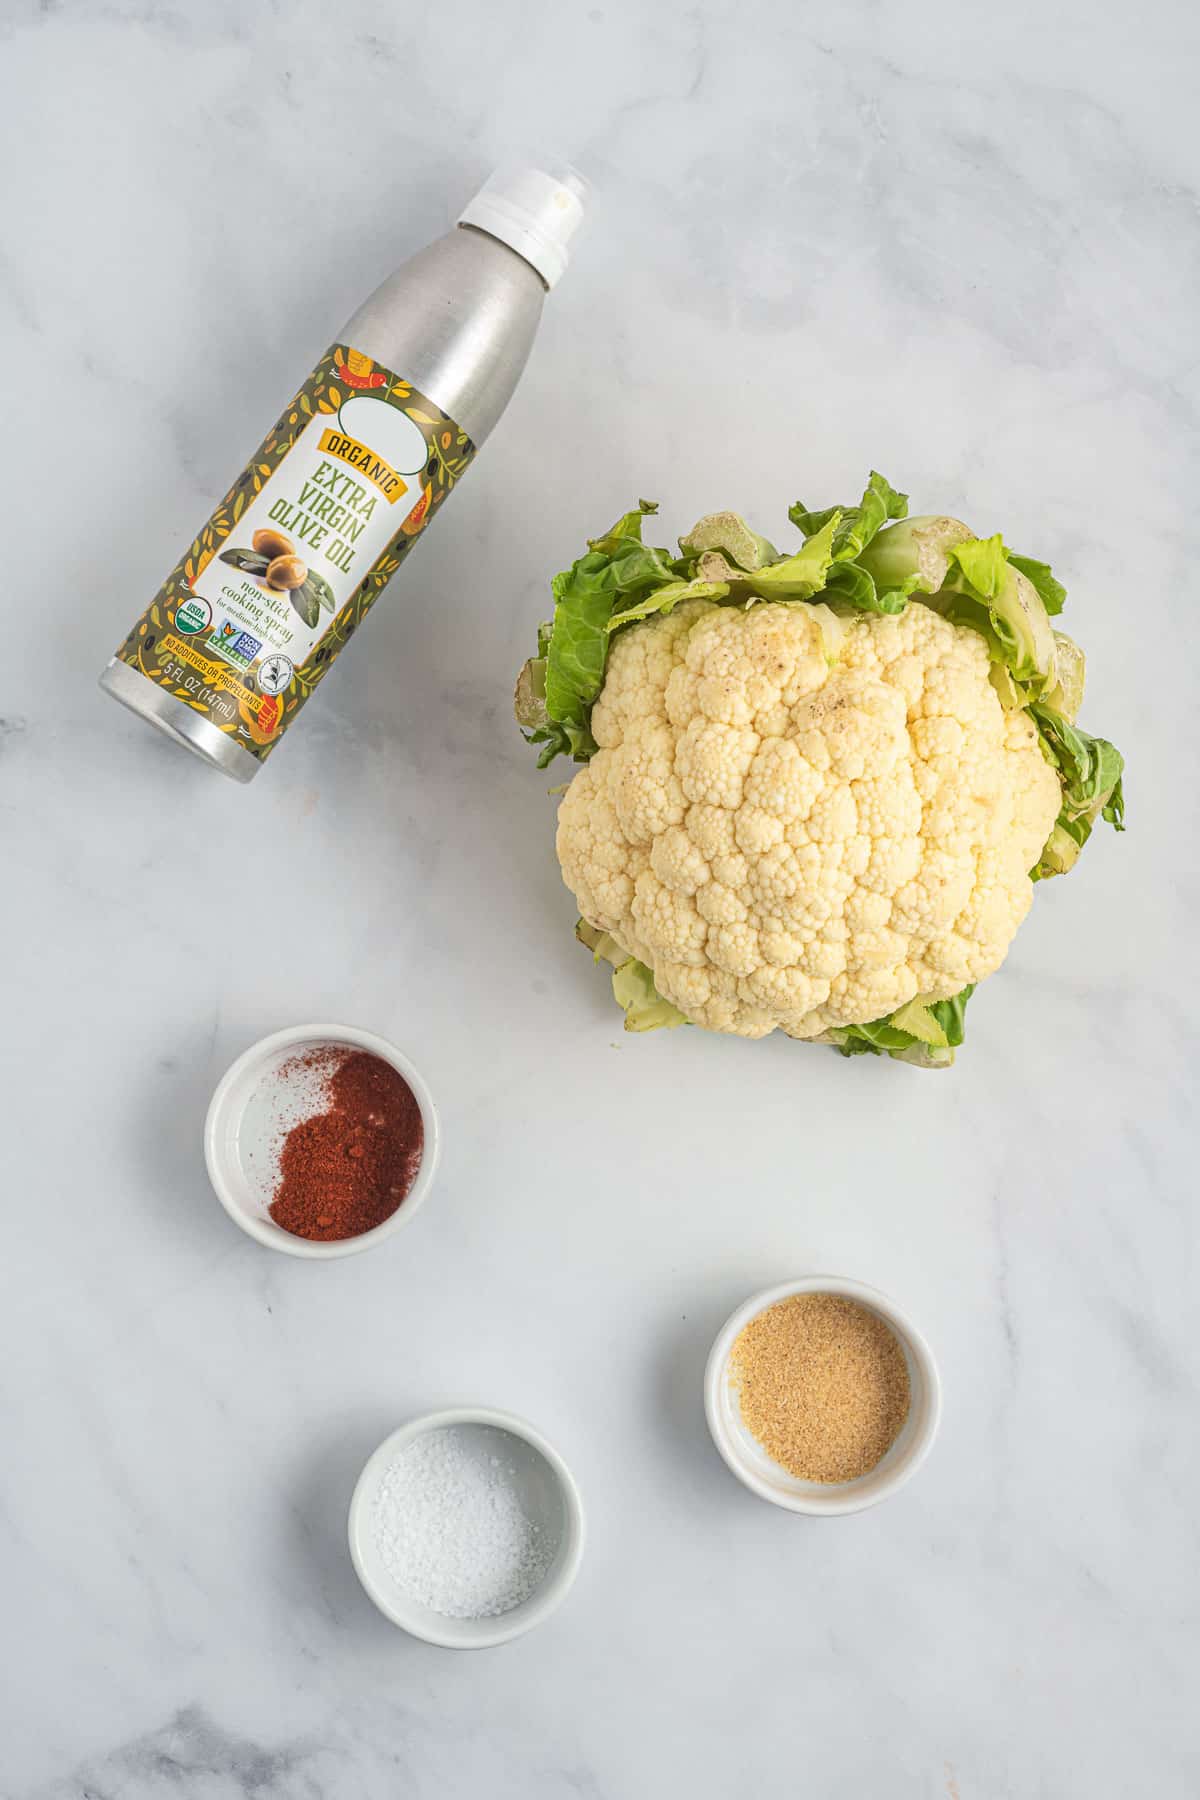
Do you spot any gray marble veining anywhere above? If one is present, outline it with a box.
[2,0,1197,1794]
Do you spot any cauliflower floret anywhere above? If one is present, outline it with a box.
[555,601,1062,1040]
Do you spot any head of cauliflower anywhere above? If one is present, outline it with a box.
[555,598,1061,1041]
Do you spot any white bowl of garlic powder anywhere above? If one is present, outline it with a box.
[348,1408,586,1648]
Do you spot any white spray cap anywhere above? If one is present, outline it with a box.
[458,162,588,289]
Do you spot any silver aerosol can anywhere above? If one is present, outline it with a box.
[101,165,587,782]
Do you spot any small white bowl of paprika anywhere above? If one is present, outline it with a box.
[204,1023,440,1259]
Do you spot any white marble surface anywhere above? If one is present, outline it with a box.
[2,0,1196,1793]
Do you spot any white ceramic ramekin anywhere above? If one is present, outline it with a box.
[704,1275,941,1515]
[348,1408,586,1648]
[204,1023,440,1259]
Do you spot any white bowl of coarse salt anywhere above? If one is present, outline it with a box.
[348,1408,585,1648]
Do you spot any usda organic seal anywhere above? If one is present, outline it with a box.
[174,596,212,635]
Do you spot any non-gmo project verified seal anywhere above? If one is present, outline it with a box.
[208,619,262,671]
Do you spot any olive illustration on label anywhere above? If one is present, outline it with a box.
[304,569,336,613]
[252,527,296,561]
[265,554,308,590]
[219,535,326,627]
[218,547,272,576]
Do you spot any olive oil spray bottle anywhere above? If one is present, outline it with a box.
[101,165,587,782]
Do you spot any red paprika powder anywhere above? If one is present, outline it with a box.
[269,1048,424,1241]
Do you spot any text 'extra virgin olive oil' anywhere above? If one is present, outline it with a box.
[101,165,587,783]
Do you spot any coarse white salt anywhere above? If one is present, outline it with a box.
[373,1425,556,1619]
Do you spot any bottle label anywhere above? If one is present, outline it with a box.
[113,345,475,760]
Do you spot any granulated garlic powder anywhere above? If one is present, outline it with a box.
[730,1292,911,1483]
